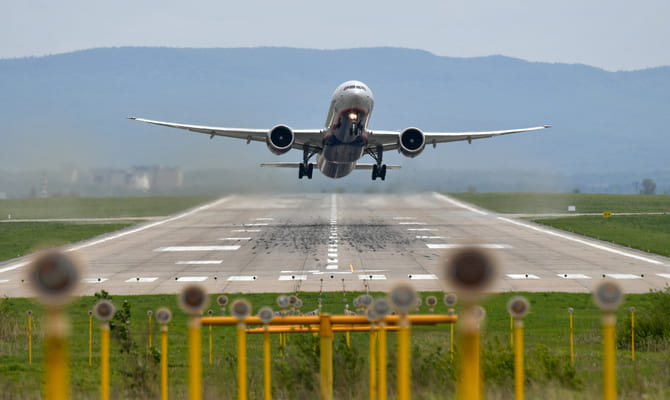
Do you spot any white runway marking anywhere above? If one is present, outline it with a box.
[393,217,414,220]
[279,275,306,281]
[426,244,512,249]
[154,246,240,252]
[416,236,448,239]
[606,274,642,280]
[326,266,338,270]
[175,276,208,282]
[125,277,158,283]
[231,229,260,232]
[497,217,665,265]
[82,278,108,283]
[657,273,670,279]
[407,228,437,231]
[219,237,252,241]
[176,260,223,265]
[255,218,274,221]
[227,276,257,281]
[399,222,427,225]
[506,274,540,280]
[328,252,338,257]
[359,274,386,280]
[0,261,29,274]
[408,274,438,280]
[244,223,269,226]
[558,274,591,279]
[0,279,10,283]
[327,258,338,263]
[434,193,489,215]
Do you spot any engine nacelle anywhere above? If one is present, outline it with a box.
[398,127,425,158]
[266,125,294,155]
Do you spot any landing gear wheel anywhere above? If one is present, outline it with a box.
[306,163,313,179]
[372,164,379,181]
[380,164,387,181]
[298,164,305,179]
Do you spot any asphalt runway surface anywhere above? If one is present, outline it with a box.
[1,193,669,297]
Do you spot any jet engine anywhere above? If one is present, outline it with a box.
[398,128,425,158]
[266,125,294,155]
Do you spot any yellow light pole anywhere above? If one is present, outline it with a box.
[27,310,32,366]
[508,296,530,400]
[231,300,252,400]
[94,300,116,400]
[155,308,172,400]
[147,310,153,350]
[207,310,213,365]
[88,310,93,366]
[257,306,274,400]
[510,315,514,346]
[444,294,458,362]
[320,314,334,400]
[373,299,391,400]
[390,285,417,400]
[444,246,497,400]
[179,285,209,400]
[27,250,83,400]
[630,307,635,362]
[568,308,574,364]
[593,281,624,400]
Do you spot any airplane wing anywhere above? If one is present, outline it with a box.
[128,117,323,151]
[353,164,401,170]
[366,125,550,152]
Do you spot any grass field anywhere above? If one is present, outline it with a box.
[0,195,218,220]
[534,215,670,258]
[1,290,668,399]
[449,192,670,214]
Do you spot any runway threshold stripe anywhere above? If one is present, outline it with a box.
[154,246,240,252]
[497,217,665,265]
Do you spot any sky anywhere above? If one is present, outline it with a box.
[2,1,668,71]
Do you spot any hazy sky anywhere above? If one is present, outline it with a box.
[2,0,668,71]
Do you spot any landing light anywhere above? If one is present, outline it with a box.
[349,112,358,120]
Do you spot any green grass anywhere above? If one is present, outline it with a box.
[0,195,217,219]
[449,192,670,214]
[533,215,670,257]
[0,222,135,261]
[1,291,668,399]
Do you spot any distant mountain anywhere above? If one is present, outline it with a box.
[0,47,668,194]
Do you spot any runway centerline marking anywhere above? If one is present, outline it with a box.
[426,244,512,249]
[176,260,223,265]
[497,217,665,265]
[154,246,240,252]
[558,274,591,279]
[125,277,158,283]
[506,274,540,280]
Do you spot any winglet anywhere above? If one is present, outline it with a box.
[127,117,137,120]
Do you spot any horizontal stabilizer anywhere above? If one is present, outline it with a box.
[354,164,401,170]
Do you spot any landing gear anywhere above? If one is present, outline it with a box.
[367,145,387,181]
[298,146,316,180]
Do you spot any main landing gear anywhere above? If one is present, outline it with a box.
[367,145,387,181]
[299,146,316,179]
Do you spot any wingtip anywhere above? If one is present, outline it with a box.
[127,116,137,120]
[544,125,552,128]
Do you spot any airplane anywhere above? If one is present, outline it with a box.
[130,80,550,181]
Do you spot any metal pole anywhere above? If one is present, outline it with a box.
[569,312,574,364]
[149,315,152,349]
[188,316,202,400]
[320,314,333,400]
[602,313,616,400]
[264,327,271,400]
[161,325,168,400]
[28,314,32,366]
[631,310,635,362]
[510,315,514,346]
[101,323,110,400]
[237,322,248,400]
[450,323,454,361]
[369,326,377,400]
[514,320,524,400]
[397,315,411,400]
[209,325,212,365]
[378,322,387,400]
[89,314,92,366]
[45,312,69,400]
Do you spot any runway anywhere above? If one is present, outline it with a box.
[1,193,669,297]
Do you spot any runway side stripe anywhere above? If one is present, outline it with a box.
[176,260,223,265]
[426,244,512,249]
[82,278,108,283]
[557,274,591,279]
[657,273,670,279]
[279,275,307,281]
[154,246,240,252]
[408,274,438,280]
[506,274,540,280]
[358,274,386,280]
[433,193,489,215]
[498,217,665,265]
[125,277,158,283]
[175,276,208,282]
[228,276,257,281]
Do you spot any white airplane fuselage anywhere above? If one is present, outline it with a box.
[317,80,374,178]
